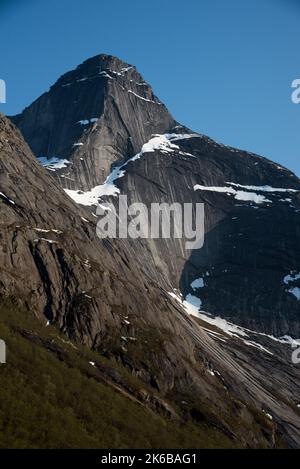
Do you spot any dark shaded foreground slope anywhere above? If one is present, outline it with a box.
[0,300,237,449]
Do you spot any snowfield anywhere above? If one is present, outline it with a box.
[64,133,200,206]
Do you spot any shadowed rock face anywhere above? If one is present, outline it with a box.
[117,135,300,336]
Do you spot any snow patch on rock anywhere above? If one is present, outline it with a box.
[227,182,298,193]
[194,184,271,204]
[37,156,71,171]
[0,192,15,205]
[65,133,200,206]
[191,277,204,290]
[283,271,300,301]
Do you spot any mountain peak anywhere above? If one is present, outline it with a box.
[11,54,177,190]
[54,53,137,88]
[78,52,135,70]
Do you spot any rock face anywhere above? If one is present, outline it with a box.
[12,55,177,190]
[118,134,300,336]
[11,54,300,337]
[3,113,299,448]
[0,115,204,402]
[3,53,300,447]
[0,114,179,352]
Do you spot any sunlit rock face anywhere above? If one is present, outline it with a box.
[2,51,300,447]
[11,54,177,191]
[11,54,300,336]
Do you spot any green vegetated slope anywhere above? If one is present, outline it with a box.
[0,300,236,449]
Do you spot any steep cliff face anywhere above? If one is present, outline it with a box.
[1,116,208,410]
[0,115,289,448]
[11,54,300,337]
[0,114,177,351]
[12,54,177,191]
[116,134,300,336]
[2,106,300,447]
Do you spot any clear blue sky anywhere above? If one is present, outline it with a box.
[0,0,299,176]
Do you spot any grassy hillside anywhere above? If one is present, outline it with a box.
[0,300,236,449]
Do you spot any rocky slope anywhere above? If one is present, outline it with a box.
[0,300,239,449]
[2,114,300,447]
[11,54,300,337]
[2,53,300,447]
